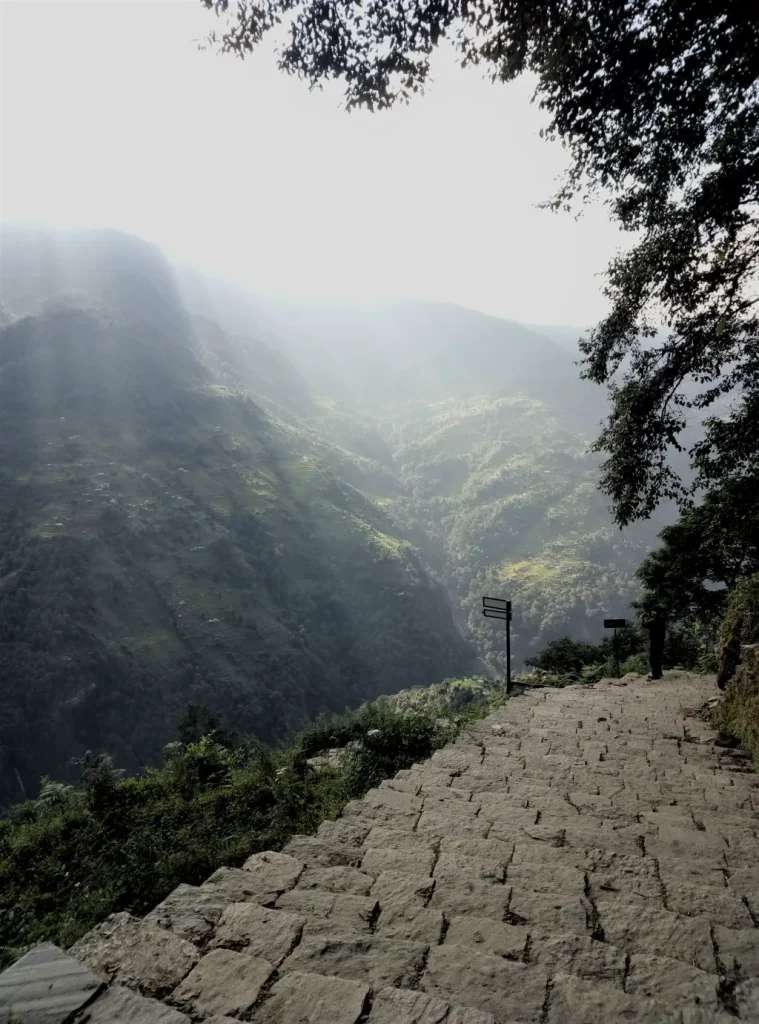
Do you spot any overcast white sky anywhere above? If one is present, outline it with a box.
[1,0,628,325]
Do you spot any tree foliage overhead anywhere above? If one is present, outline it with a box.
[636,477,759,623]
[204,1,759,525]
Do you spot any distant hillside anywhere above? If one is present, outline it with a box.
[380,395,664,670]
[0,228,472,806]
[175,273,608,429]
[172,272,668,666]
[0,226,672,807]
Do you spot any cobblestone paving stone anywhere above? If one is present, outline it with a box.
[54,672,759,1022]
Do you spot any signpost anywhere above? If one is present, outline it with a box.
[483,597,512,693]
[603,617,627,678]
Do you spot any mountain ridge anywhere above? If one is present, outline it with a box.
[0,226,666,805]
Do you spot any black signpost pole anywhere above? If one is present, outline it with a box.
[603,617,627,678]
[483,597,513,694]
[506,603,511,693]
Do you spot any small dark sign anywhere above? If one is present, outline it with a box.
[483,596,511,621]
[483,607,509,620]
[482,596,513,692]
[604,618,627,629]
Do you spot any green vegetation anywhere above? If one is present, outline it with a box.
[0,228,661,807]
[379,396,663,671]
[718,575,759,687]
[712,575,759,764]
[526,636,619,684]
[522,630,650,685]
[628,481,759,685]
[0,231,476,807]
[203,2,759,745]
[0,678,505,968]
[206,1,758,531]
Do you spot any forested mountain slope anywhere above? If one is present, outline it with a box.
[177,274,668,668]
[0,229,472,806]
[175,271,608,429]
[383,396,662,671]
[0,227,669,806]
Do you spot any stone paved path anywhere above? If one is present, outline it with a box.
[8,671,759,1023]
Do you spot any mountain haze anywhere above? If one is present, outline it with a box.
[0,227,665,804]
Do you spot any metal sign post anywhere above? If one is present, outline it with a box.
[603,617,627,678]
[483,597,512,693]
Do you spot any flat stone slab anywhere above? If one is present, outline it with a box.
[72,983,189,1022]
[317,820,371,847]
[241,850,304,894]
[506,888,588,935]
[595,894,715,971]
[281,934,428,990]
[253,970,368,1024]
[366,986,495,1023]
[275,890,378,933]
[144,883,227,944]
[545,973,674,1024]
[284,835,361,867]
[416,807,491,839]
[297,865,374,895]
[170,949,273,1018]
[428,879,510,919]
[434,851,506,886]
[201,866,283,904]
[0,943,101,1024]
[376,905,445,944]
[714,924,759,976]
[422,944,548,1024]
[444,915,528,960]
[528,931,626,985]
[361,844,437,877]
[625,953,720,1012]
[209,901,304,964]
[371,869,435,908]
[70,913,199,998]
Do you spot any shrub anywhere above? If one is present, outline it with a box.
[717,573,759,689]
[712,575,759,765]
[525,637,607,676]
[620,653,650,676]
[0,679,504,968]
[713,648,759,767]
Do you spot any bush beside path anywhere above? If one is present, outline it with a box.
[3,670,759,1022]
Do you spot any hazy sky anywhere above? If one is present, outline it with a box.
[1,0,628,325]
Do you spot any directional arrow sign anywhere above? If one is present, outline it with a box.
[483,607,509,620]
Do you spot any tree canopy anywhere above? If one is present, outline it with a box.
[635,477,759,623]
[204,1,759,525]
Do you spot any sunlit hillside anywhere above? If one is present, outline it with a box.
[0,226,669,804]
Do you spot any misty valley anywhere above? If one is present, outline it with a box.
[4,5,759,1017]
[0,227,666,807]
